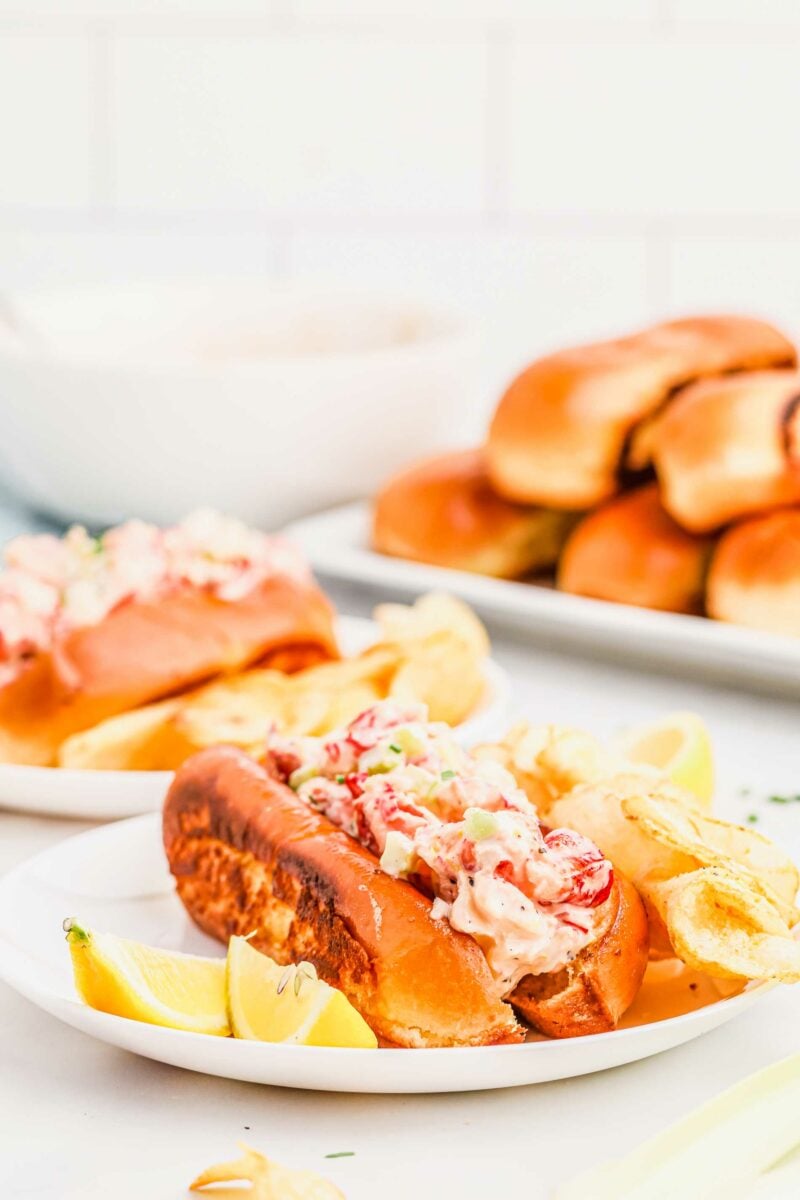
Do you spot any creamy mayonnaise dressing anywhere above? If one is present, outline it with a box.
[0,509,310,679]
[266,701,614,996]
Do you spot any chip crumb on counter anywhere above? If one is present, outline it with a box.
[190,1142,345,1199]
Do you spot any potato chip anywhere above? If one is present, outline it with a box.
[549,776,697,885]
[190,1142,344,1200]
[388,631,484,726]
[548,773,800,980]
[621,791,800,924]
[650,868,800,983]
[299,644,402,692]
[173,670,292,756]
[322,681,382,731]
[475,723,632,815]
[57,698,187,771]
[374,591,490,660]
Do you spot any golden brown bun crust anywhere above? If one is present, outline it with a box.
[652,370,800,533]
[511,872,649,1038]
[163,747,522,1048]
[707,508,800,637]
[558,483,714,614]
[487,315,796,510]
[372,448,575,578]
[0,577,337,766]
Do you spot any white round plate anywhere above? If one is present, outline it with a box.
[0,615,509,821]
[0,814,773,1094]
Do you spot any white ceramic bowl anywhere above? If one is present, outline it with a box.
[0,282,477,529]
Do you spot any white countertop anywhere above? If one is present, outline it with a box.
[1,573,799,1199]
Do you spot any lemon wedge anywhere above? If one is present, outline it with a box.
[64,918,229,1036]
[226,936,377,1049]
[613,711,714,809]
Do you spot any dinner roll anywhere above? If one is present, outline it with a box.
[558,484,714,614]
[707,509,800,637]
[487,315,795,510]
[652,370,800,533]
[372,448,576,578]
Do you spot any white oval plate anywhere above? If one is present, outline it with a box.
[0,814,773,1094]
[0,615,509,821]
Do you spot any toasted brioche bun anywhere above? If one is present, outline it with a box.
[487,316,795,510]
[163,746,522,1049]
[652,370,800,533]
[372,448,575,578]
[707,509,800,636]
[511,872,649,1038]
[0,577,337,767]
[558,483,714,614]
[164,746,648,1043]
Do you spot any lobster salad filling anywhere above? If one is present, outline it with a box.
[0,509,311,678]
[266,701,614,996]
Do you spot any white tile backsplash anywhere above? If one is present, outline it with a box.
[670,0,800,22]
[0,5,799,352]
[0,33,93,209]
[290,1,658,21]
[0,1,278,13]
[507,37,800,219]
[111,33,487,216]
[665,232,800,345]
[0,226,282,289]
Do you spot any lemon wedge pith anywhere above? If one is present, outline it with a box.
[613,711,714,809]
[226,935,377,1049]
[64,918,229,1036]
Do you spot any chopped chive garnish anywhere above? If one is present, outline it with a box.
[389,743,402,754]
[747,813,759,824]
[324,1151,355,1159]
[440,769,456,781]
[335,774,345,784]
[767,794,800,805]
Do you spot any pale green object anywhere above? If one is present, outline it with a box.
[288,763,318,790]
[464,807,499,841]
[393,726,427,760]
[554,1053,800,1200]
[379,830,416,879]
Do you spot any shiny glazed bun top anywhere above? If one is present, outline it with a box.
[372,447,576,579]
[487,315,796,511]
[650,369,800,533]
[558,483,714,615]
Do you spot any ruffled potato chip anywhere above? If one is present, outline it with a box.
[190,1142,344,1200]
[549,774,800,981]
[58,698,186,770]
[173,670,292,755]
[388,630,484,726]
[475,723,635,815]
[374,591,490,660]
[649,868,800,982]
[621,791,800,924]
[549,776,697,882]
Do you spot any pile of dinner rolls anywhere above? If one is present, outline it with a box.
[372,314,800,638]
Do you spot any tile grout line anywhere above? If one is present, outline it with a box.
[4,209,800,238]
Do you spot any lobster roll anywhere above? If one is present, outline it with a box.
[164,702,650,1045]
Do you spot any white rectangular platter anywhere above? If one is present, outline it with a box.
[287,501,800,698]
